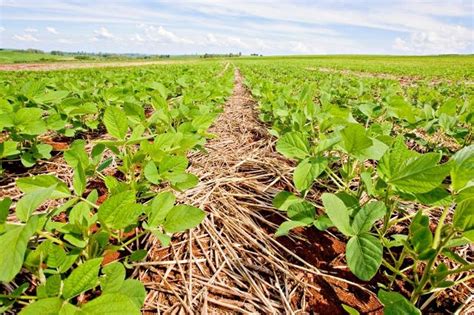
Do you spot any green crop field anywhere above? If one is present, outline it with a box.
[0,55,473,314]
[0,50,75,64]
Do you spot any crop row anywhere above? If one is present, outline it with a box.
[239,61,473,314]
[0,63,233,313]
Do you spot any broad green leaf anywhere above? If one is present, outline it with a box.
[144,161,161,184]
[378,290,421,315]
[37,274,62,298]
[16,185,55,222]
[0,141,20,158]
[387,96,417,124]
[33,90,69,104]
[276,132,310,160]
[103,107,128,140]
[20,297,63,315]
[453,198,474,232]
[17,175,70,199]
[346,233,382,281]
[339,123,372,156]
[80,293,140,315]
[170,173,199,191]
[321,193,354,236]
[146,191,176,227]
[272,191,303,211]
[352,201,386,234]
[379,139,450,194]
[451,145,474,191]
[117,279,146,308]
[100,262,125,293]
[275,220,307,237]
[287,201,315,224]
[62,258,103,299]
[98,191,142,230]
[0,198,12,225]
[159,155,188,175]
[64,140,89,168]
[409,212,433,254]
[293,157,327,192]
[163,205,205,233]
[0,217,38,282]
[73,163,86,196]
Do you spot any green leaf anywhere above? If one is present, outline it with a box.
[117,279,146,308]
[100,262,125,293]
[0,141,20,158]
[80,293,141,315]
[103,107,128,140]
[144,161,161,185]
[0,198,12,225]
[62,258,103,299]
[0,217,38,282]
[342,304,360,315]
[17,175,70,199]
[293,157,327,192]
[33,90,69,104]
[98,191,142,230]
[73,163,86,196]
[16,185,55,222]
[321,193,354,236]
[287,201,315,224]
[378,290,421,315]
[379,139,450,193]
[20,297,63,315]
[146,192,176,227]
[276,132,310,159]
[275,220,308,237]
[453,197,474,232]
[339,123,372,156]
[409,212,433,255]
[272,191,303,211]
[37,274,62,298]
[163,205,205,233]
[346,233,382,281]
[352,201,386,234]
[451,145,474,191]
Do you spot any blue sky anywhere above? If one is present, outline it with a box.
[0,0,473,55]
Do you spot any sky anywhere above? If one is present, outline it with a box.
[0,0,473,55]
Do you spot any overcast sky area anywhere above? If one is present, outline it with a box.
[0,0,473,55]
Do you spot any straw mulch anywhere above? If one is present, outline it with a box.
[135,68,381,314]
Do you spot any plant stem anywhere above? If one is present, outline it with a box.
[0,294,38,300]
[37,231,64,246]
[432,206,449,249]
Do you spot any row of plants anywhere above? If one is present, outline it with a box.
[240,61,473,314]
[0,62,234,313]
[0,63,231,169]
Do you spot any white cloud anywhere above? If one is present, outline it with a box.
[12,33,39,41]
[46,27,58,34]
[58,38,75,44]
[137,25,193,44]
[92,27,117,40]
[130,33,145,42]
[0,27,5,32]
[393,26,472,54]
[206,33,217,44]
[24,27,38,32]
